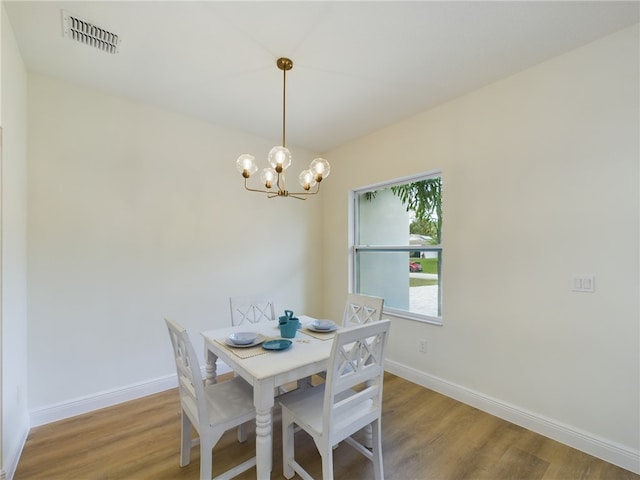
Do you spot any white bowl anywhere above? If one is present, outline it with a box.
[312,320,335,330]
[228,332,258,345]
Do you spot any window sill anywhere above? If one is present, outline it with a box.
[383,307,443,326]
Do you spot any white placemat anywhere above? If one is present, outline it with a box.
[214,337,277,358]
[300,328,337,341]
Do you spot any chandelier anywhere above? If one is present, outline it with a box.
[236,57,330,200]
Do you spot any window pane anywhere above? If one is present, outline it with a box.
[357,188,410,246]
[356,250,442,318]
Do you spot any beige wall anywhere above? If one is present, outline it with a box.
[26,73,325,410]
[322,24,639,469]
[1,3,29,478]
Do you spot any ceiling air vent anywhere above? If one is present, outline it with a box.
[61,10,121,54]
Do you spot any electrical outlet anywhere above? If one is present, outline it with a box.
[419,339,427,353]
[572,274,595,293]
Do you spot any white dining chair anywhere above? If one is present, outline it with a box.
[315,293,385,383]
[315,293,385,382]
[343,293,384,327]
[229,294,276,326]
[279,319,391,480]
[165,318,256,480]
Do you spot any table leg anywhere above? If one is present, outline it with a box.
[364,424,373,449]
[254,381,275,479]
[205,348,218,385]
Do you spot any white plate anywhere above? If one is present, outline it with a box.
[311,320,337,330]
[307,324,338,333]
[224,334,265,348]
[228,331,259,345]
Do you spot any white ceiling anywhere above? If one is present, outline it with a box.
[5,1,639,152]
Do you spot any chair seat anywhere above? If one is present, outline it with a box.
[203,377,256,426]
[280,386,374,440]
[180,374,255,432]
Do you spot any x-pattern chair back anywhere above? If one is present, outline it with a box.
[165,319,207,428]
[230,294,276,326]
[324,319,390,437]
[336,335,381,376]
[343,294,384,327]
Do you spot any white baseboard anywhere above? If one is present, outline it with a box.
[29,362,233,428]
[385,359,640,475]
[3,423,29,480]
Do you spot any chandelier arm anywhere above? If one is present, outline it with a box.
[283,184,321,198]
[243,177,269,194]
[304,182,322,195]
[243,182,318,200]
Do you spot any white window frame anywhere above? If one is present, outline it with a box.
[350,170,443,326]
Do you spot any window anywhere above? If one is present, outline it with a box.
[351,171,442,324]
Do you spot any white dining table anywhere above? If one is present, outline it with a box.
[201,315,336,480]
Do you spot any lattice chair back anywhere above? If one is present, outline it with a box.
[229,294,276,326]
[165,317,207,429]
[342,294,384,327]
[323,319,390,446]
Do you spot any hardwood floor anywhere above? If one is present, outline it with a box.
[15,373,638,480]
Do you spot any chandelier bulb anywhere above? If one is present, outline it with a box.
[299,169,317,190]
[268,146,292,172]
[260,168,277,190]
[310,158,330,182]
[237,154,258,177]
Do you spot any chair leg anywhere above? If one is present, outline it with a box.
[281,410,296,479]
[200,439,213,480]
[371,419,384,480]
[180,410,192,467]
[320,446,334,480]
[237,423,248,443]
[363,379,374,448]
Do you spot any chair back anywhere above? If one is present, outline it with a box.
[165,318,207,431]
[343,294,384,327]
[323,319,390,444]
[229,294,276,326]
